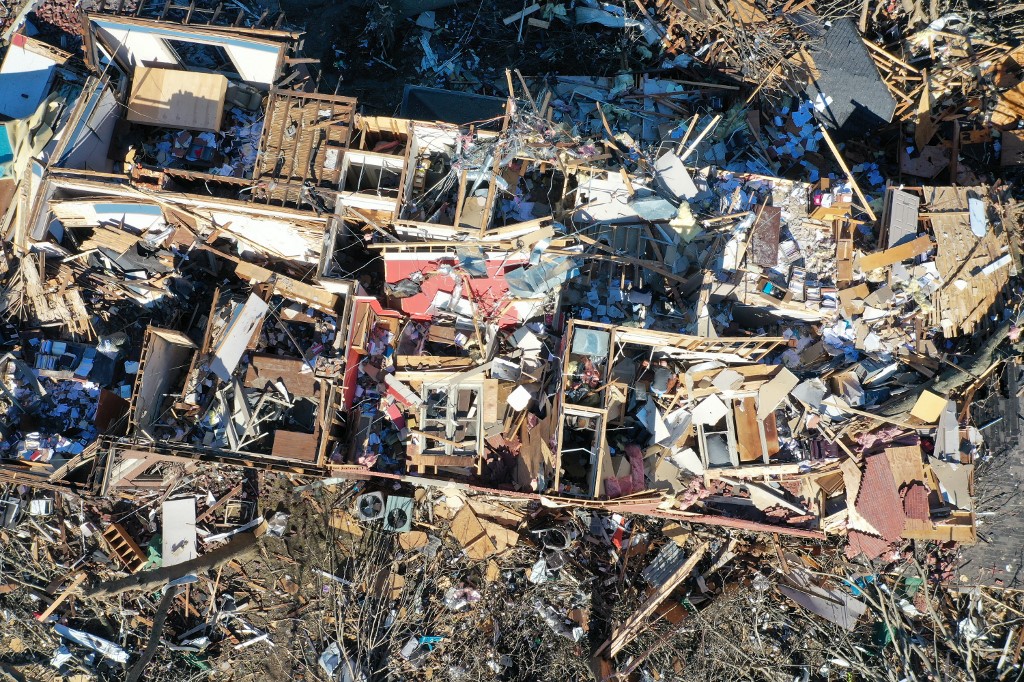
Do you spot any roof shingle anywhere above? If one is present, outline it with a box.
[855,453,906,542]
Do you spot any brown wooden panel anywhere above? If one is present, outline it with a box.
[734,397,762,463]
[245,353,316,398]
[271,430,318,462]
[764,411,780,457]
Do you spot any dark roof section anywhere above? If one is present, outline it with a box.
[805,18,896,139]
[401,86,508,130]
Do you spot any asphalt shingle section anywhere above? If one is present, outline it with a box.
[805,18,897,138]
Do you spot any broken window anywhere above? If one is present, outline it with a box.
[165,40,232,73]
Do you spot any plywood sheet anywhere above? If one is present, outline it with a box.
[1001,130,1024,166]
[838,283,869,317]
[757,367,799,420]
[859,235,932,272]
[734,397,762,463]
[450,505,496,560]
[482,378,499,423]
[763,412,780,456]
[992,81,1024,127]
[885,445,926,485]
[899,145,949,178]
[271,430,318,462]
[127,66,227,132]
[910,390,947,423]
[927,186,1010,336]
[245,354,316,398]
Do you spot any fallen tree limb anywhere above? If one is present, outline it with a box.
[84,530,262,598]
[125,585,179,682]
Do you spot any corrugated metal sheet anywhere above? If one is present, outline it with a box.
[642,541,687,587]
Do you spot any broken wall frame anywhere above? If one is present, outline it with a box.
[395,122,508,237]
[127,326,198,441]
[82,14,298,90]
[200,286,345,463]
[553,405,608,498]
[410,377,486,476]
[253,88,357,208]
[90,437,329,495]
[36,172,334,267]
[86,0,292,32]
[47,76,120,174]
[338,150,406,219]
[555,320,787,498]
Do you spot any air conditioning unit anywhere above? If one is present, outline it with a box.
[355,492,385,521]
[382,496,413,533]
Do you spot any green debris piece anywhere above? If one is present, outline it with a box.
[900,576,924,599]
[872,620,893,649]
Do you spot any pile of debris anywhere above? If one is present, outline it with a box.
[0,0,1022,679]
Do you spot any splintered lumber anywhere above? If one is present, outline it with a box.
[861,38,921,75]
[817,122,877,223]
[503,3,540,24]
[598,541,710,658]
[573,234,693,287]
[35,572,86,621]
[196,482,245,523]
[679,115,721,163]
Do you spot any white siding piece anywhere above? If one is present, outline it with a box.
[161,497,198,567]
[211,294,269,381]
[0,39,59,119]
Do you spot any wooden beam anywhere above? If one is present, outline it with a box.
[572,233,694,287]
[861,38,921,75]
[820,397,921,429]
[817,122,877,223]
[196,482,245,523]
[503,3,540,24]
[36,572,86,621]
[86,529,264,598]
[409,429,470,449]
[679,115,721,163]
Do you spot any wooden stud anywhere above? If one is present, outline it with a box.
[36,573,86,622]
